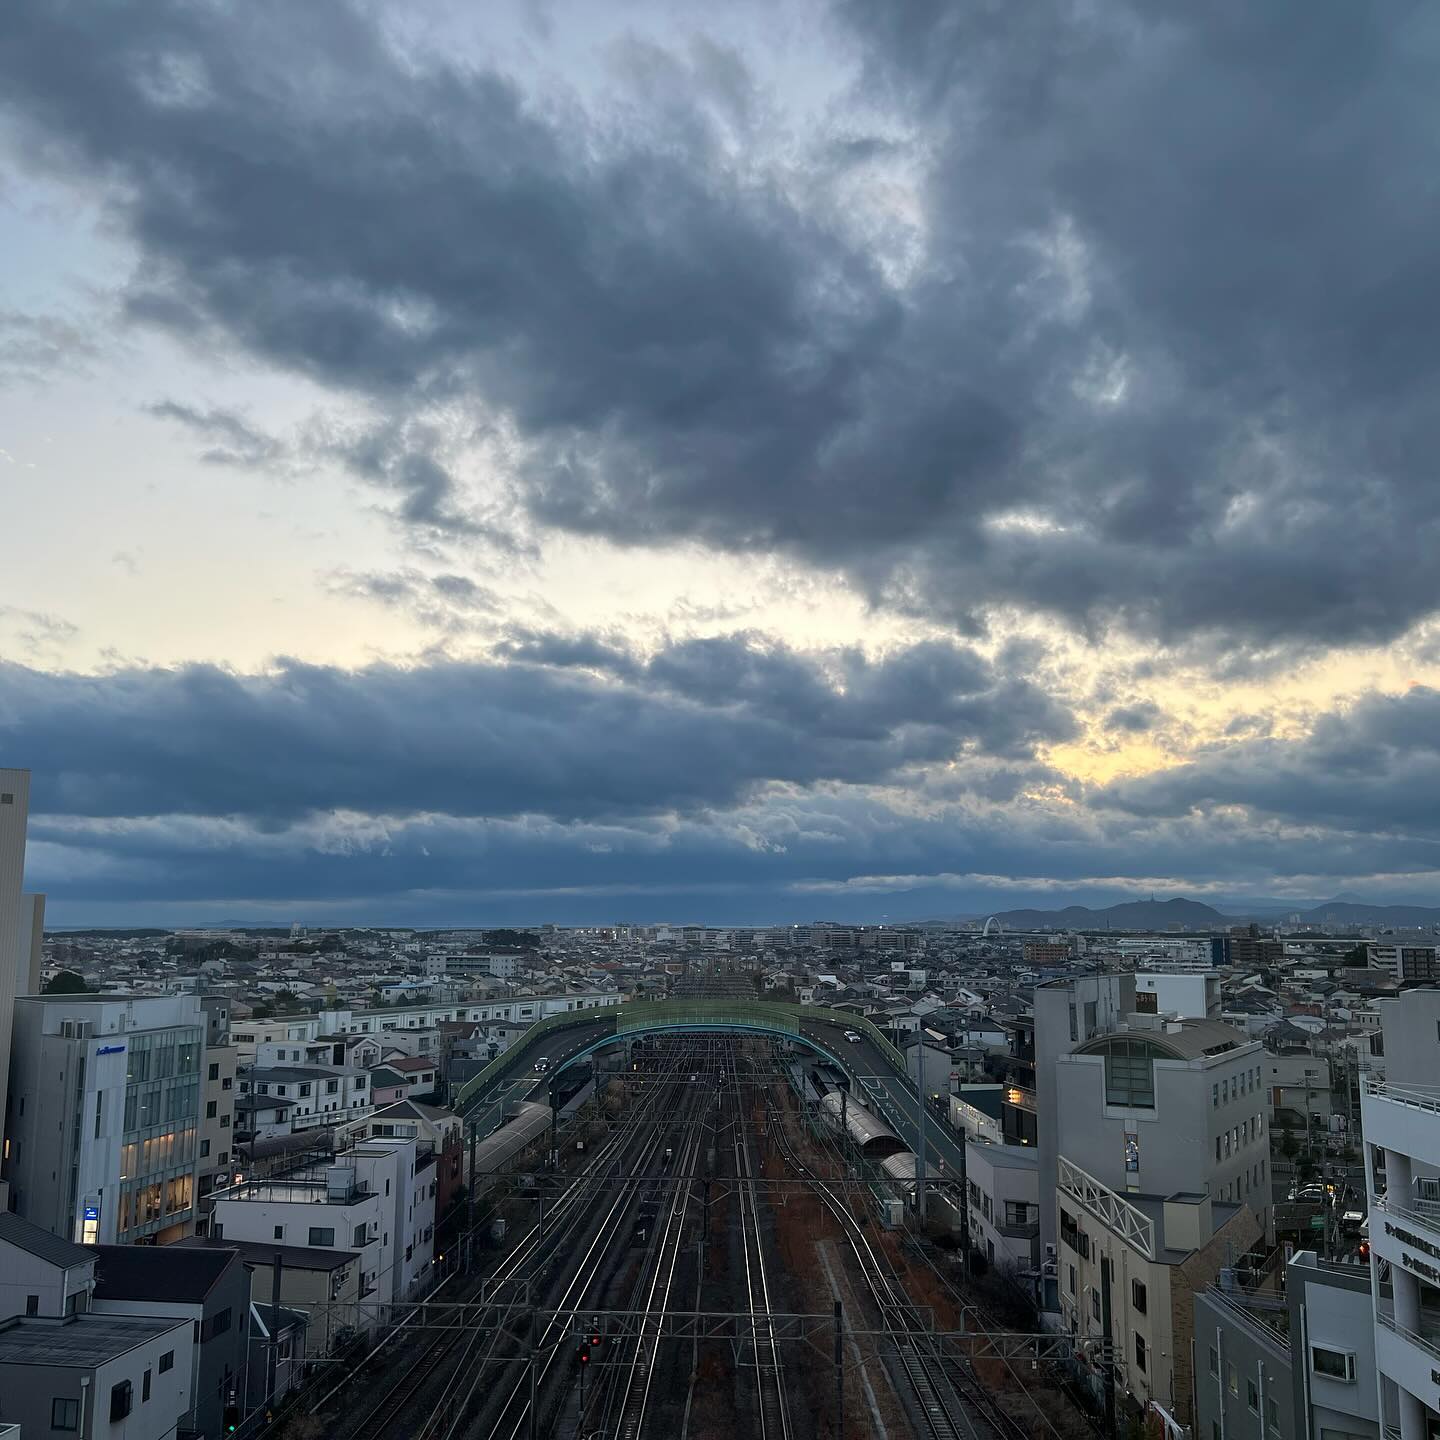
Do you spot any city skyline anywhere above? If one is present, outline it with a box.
[5,1,1440,924]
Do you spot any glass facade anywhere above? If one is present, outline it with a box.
[116,1026,202,1240]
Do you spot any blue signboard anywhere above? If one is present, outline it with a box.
[95,1044,125,1056]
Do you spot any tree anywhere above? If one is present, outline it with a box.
[42,970,92,995]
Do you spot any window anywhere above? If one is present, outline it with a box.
[1068,1265,1076,1296]
[309,1226,336,1246]
[326,1079,339,1095]
[1131,1279,1146,1314]
[1069,1005,1078,1043]
[1227,1362,1238,1396]
[1091,1287,1101,1321]
[143,1369,152,1402]
[1212,1083,1219,1107]
[110,1381,133,1421]
[208,1063,220,1081]
[221,1113,231,1128]
[206,1100,218,1118]
[209,1308,232,1338]
[51,1398,80,1431]
[1208,1346,1219,1377]
[1310,1346,1356,1382]
[1102,1039,1158,1108]
[201,1139,211,1158]
[1004,1201,1031,1227]
[273,1224,284,1240]
[1265,1397,1279,1433]
[1134,1334,1146,1372]
[222,1077,232,1090]
[25,1294,38,1316]
[354,1224,369,1246]
[159,1350,174,1374]
[299,1083,311,1097]
[1247,1379,1259,1413]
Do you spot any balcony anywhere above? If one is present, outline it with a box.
[1374,1182,1440,1259]
[1364,1077,1440,1171]
[1379,1308,1440,1362]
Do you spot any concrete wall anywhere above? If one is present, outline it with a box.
[1286,1251,1380,1440]
[1193,1289,1293,1440]
[1376,990,1440,1090]
[0,1242,94,1322]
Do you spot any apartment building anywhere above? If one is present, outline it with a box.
[1370,945,1440,985]
[964,1141,1040,1272]
[5,994,205,1245]
[198,1043,238,1214]
[235,1064,371,1140]
[1361,988,1440,1440]
[210,1137,434,1315]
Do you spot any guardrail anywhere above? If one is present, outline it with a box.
[452,998,912,1116]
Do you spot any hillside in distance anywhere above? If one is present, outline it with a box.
[985,897,1229,931]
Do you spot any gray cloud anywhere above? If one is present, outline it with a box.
[0,634,1073,825]
[1105,701,1163,734]
[8,2,1439,649]
[147,400,284,467]
[1098,686,1440,836]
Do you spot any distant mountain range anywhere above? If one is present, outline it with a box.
[931,894,1440,931]
[983,898,1229,930]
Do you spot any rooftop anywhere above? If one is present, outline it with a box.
[188,1237,359,1272]
[94,1243,238,1303]
[0,1213,94,1270]
[0,1313,187,1367]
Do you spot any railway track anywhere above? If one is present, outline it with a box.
[731,1070,792,1440]
[762,1070,1004,1440]
[332,1054,693,1440]
[447,1053,705,1440]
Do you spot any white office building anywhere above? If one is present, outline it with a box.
[4,995,205,1245]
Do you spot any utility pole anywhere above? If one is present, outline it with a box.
[265,1253,283,1414]
[1100,1255,1116,1440]
[915,1047,928,1227]
[527,1308,539,1440]
[833,1297,844,1440]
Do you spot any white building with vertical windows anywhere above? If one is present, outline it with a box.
[4,995,205,1246]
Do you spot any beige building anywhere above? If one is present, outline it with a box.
[197,1042,239,1220]
[1056,1156,1263,1428]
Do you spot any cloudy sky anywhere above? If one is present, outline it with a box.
[4,0,1440,925]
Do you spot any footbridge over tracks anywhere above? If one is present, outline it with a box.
[453,999,913,1132]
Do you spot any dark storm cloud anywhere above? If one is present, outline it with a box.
[1099,686,1440,835]
[9,2,1440,647]
[0,635,1073,824]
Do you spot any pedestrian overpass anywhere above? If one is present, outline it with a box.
[452,999,912,1119]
